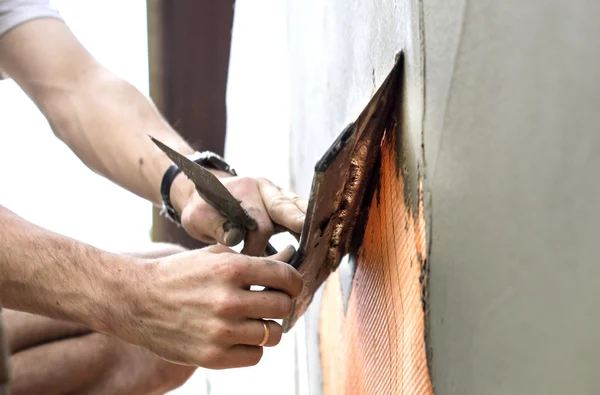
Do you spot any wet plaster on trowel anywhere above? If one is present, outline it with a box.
[319,110,432,394]
[285,0,429,393]
[310,48,433,395]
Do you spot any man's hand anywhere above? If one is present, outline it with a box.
[178,176,308,256]
[0,17,308,255]
[113,244,303,369]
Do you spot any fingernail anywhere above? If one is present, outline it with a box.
[223,226,245,246]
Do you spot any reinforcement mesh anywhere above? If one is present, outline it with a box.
[320,124,432,395]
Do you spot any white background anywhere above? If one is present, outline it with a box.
[0,1,307,394]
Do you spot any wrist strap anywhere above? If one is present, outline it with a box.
[160,151,237,226]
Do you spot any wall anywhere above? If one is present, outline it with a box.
[425,1,600,393]
[285,0,427,393]
[285,0,600,394]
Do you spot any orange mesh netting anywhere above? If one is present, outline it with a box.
[319,123,432,395]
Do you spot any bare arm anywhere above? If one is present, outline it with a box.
[0,205,137,331]
[0,17,307,254]
[0,18,195,213]
[0,17,309,368]
[0,205,304,368]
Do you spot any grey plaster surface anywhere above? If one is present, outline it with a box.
[285,1,426,394]
[287,0,600,394]
[427,1,600,393]
[286,0,425,197]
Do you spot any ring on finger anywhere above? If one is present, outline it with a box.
[257,320,270,347]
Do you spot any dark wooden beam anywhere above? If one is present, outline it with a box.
[147,0,235,248]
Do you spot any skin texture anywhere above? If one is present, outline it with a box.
[0,207,302,369]
[3,243,303,394]
[4,244,194,395]
[0,17,307,369]
[0,17,306,253]
[5,303,196,395]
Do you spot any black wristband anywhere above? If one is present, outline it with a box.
[159,151,237,226]
[160,162,184,225]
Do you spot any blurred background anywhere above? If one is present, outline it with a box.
[0,0,307,394]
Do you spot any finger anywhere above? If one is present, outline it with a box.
[257,179,307,234]
[180,203,217,244]
[222,222,246,246]
[295,197,308,213]
[237,254,303,298]
[241,205,274,257]
[219,345,264,369]
[182,199,246,246]
[236,289,294,319]
[267,245,295,262]
[235,319,282,348]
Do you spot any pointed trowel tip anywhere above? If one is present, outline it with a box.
[149,136,170,153]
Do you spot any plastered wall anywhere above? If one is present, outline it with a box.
[286,0,600,394]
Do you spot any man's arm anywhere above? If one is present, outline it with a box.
[0,17,195,215]
[0,205,139,331]
[0,205,304,368]
[5,241,195,395]
[0,17,307,255]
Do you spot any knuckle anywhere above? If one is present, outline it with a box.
[270,195,287,210]
[212,291,241,316]
[189,199,210,217]
[291,195,305,205]
[236,176,257,190]
[258,221,275,238]
[208,321,235,343]
[255,177,271,186]
[217,259,245,281]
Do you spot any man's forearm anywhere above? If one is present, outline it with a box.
[0,18,196,213]
[0,205,137,333]
[42,67,196,213]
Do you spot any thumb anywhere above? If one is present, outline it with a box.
[219,221,246,247]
